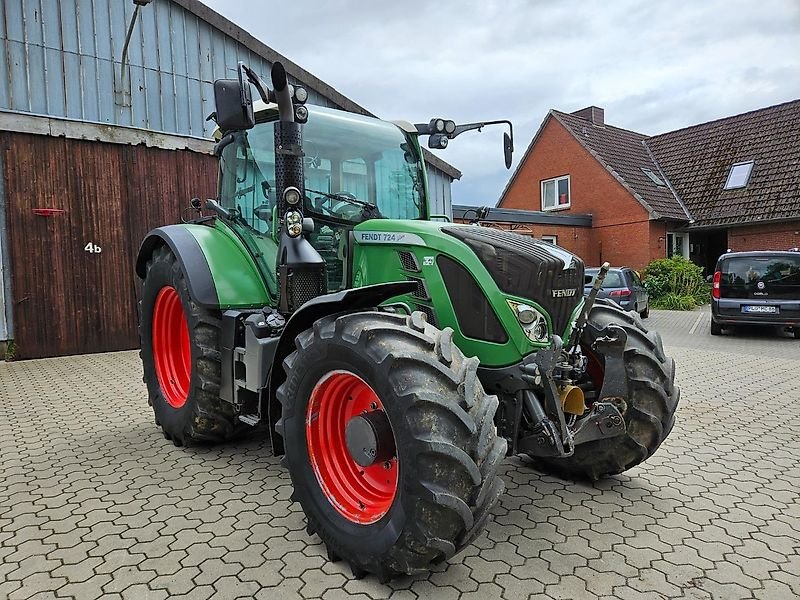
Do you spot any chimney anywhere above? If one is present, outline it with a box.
[572,106,604,127]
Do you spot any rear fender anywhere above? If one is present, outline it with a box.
[136,224,270,308]
[267,281,416,454]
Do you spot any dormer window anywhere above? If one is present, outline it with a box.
[724,161,754,189]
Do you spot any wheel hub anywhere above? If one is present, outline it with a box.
[305,371,399,525]
[345,411,395,467]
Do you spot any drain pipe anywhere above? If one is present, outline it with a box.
[118,1,153,106]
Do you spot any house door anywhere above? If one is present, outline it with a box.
[667,232,689,259]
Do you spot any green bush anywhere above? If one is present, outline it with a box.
[643,256,708,311]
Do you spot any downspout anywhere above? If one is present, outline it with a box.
[118,1,153,107]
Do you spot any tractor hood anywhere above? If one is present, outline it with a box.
[350,220,585,368]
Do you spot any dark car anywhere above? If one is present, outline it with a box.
[584,267,650,318]
[711,250,800,338]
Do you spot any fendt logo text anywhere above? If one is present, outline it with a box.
[551,289,577,298]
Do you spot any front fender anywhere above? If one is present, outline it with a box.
[136,224,271,309]
[267,281,416,453]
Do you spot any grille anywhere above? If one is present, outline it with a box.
[437,255,508,344]
[398,251,420,272]
[443,226,584,336]
[289,268,326,310]
[407,276,429,299]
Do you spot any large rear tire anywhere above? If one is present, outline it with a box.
[139,245,240,446]
[532,300,679,480]
[276,311,506,580]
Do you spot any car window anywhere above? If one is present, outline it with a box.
[585,270,624,287]
[630,271,643,286]
[720,255,800,299]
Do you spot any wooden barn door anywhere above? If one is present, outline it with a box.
[3,132,216,359]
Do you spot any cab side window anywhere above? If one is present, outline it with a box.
[218,126,277,233]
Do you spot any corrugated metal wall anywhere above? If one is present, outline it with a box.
[426,166,453,217]
[0,0,453,201]
[2,131,217,358]
[0,0,334,136]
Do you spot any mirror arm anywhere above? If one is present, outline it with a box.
[240,63,272,104]
[452,120,514,147]
[412,119,514,149]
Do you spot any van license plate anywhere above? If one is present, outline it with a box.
[742,305,778,314]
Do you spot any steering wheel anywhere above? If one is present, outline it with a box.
[311,192,362,219]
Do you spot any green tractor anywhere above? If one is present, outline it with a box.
[136,62,679,581]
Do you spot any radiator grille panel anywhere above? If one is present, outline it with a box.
[443,226,583,336]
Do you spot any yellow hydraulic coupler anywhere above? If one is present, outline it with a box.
[560,385,586,415]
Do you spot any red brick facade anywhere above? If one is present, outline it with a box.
[498,118,668,270]
[727,222,800,252]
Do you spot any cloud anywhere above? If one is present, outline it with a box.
[203,0,800,206]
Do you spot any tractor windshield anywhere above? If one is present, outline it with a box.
[217,105,427,297]
[218,105,427,232]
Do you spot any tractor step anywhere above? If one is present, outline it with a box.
[238,414,260,426]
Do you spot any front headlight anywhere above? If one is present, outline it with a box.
[507,300,550,343]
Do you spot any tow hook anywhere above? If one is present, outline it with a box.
[571,402,626,445]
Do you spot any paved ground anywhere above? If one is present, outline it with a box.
[1,307,798,600]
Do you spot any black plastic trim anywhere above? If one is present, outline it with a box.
[438,255,508,344]
[135,225,219,308]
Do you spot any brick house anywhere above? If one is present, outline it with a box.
[495,100,800,273]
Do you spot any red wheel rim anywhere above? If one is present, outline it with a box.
[306,371,398,525]
[152,286,191,409]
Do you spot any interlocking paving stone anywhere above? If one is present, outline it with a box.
[1,307,799,599]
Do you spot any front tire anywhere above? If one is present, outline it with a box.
[139,245,240,446]
[533,300,679,480]
[276,311,506,580]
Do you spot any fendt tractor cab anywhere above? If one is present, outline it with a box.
[136,62,679,580]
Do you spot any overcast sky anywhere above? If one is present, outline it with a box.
[204,0,800,207]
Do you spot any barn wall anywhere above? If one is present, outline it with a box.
[2,131,216,358]
[0,0,454,211]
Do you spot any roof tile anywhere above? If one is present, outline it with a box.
[646,100,800,227]
[552,110,690,220]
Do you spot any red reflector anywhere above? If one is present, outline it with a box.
[610,288,631,298]
[32,208,65,217]
[712,271,721,299]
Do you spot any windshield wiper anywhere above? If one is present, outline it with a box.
[306,188,383,220]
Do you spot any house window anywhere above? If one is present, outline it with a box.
[541,235,558,245]
[724,161,754,189]
[541,175,570,211]
[667,232,689,259]
[641,167,666,187]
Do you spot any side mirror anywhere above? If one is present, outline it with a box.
[213,72,254,132]
[503,132,513,169]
